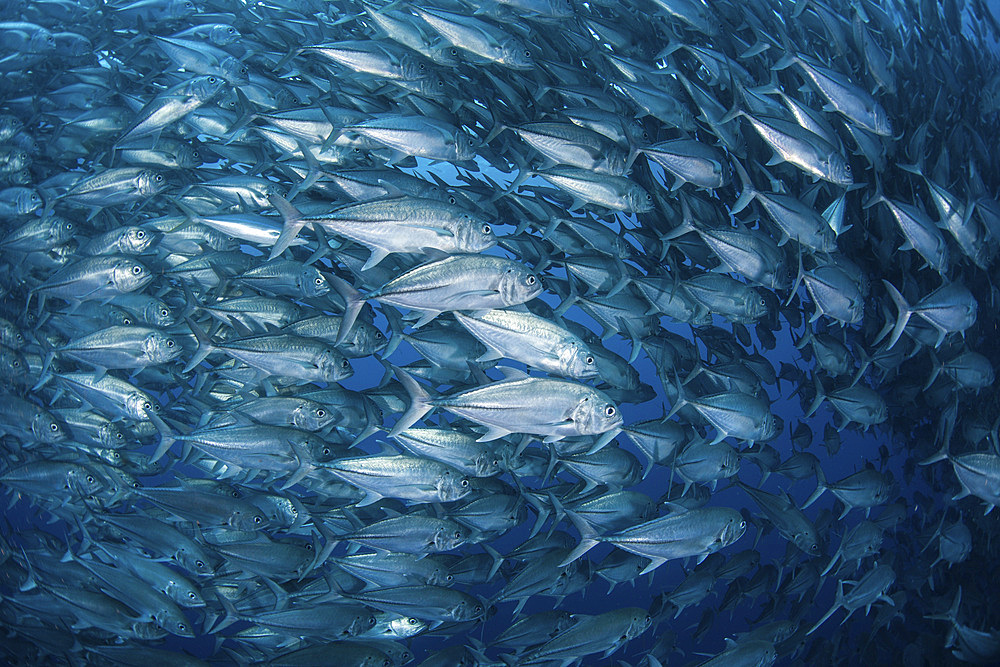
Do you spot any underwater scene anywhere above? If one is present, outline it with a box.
[1,0,999,664]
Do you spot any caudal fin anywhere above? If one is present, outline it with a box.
[879,280,913,350]
[389,365,433,436]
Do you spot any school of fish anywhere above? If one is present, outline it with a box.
[1,0,999,664]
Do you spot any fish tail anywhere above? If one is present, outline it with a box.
[729,160,758,215]
[880,280,913,350]
[328,274,367,347]
[267,193,306,261]
[182,316,216,374]
[389,365,433,436]
[802,463,827,509]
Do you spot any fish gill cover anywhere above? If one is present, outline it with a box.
[0,0,999,664]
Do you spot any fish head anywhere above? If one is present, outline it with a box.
[429,44,462,67]
[293,403,334,431]
[453,128,481,161]
[136,169,167,197]
[400,54,430,81]
[298,266,330,298]
[164,0,197,19]
[873,105,893,137]
[31,411,66,443]
[559,341,600,380]
[143,299,175,327]
[822,152,853,186]
[209,24,241,46]
[0,115,23,137]
[28,29,57,55]
[386,615,429,638]
[745,288,771,321]
[434,523,469,551]
[190,75,226,104]
[11,188,42,215]
[219,56,251,86]
[474,450,503,477]
[571,390,623,436]
[500,39,535,71]
[794,530,821,557]
[497,265,543,305]
[99,421,130,449]
[111,259,154,293]
[67,465,106,496]
[627,184,655,212]
[143,331,181,364]
[120,226,159,254]
[318,348,354,382]
[0,347,28,384]
[760,412,781,442]
[0,321,24,349]
[124,391,157,421]
[437,468,473,502]
[456,214,498,253]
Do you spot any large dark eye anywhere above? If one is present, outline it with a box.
[454,530,462,538]
[461,479,469,487]
[166,340,175,347]
[526,275,536,285]
[254,515,262,524]
[228,27,236,34]
[524,50,531,58]
[605,405,616,417]
[143,402,151,410]
[341,359,350,368]
[136,230,145,238]
[188,592,197,599]
[50,423,59,431]
[132,265,143,274]
[86,475,95,483]
[315,277,323,285]
[208,76,217,84]
[482,224,491,234]
[195,560,204,568]
[155,174,163,182]
[585,356,594,364]
[317,409,326,418]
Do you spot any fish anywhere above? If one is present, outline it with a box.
[0,0,998,663]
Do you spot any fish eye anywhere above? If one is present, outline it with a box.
[30,193,39,201]
[585,356,594,364]
[409,617,420,625]
[740,520,747,529]
[526,275,536,285]
[454,530,462,538]
[188,592,197,599]
[160,308,169,317]
[166,340,175,347]
[523,50,531,58]
[155,174,164,182]
[195,560,204,568]
[50,423,59,431]
[208,76,217,84]
[253,515,262,524]
[317,409,326,418]
[341,359,350,368]
[322,447,331,456]
[240,67,248,75]
[605,405,616,416]
[178,622,187,631]
[143,402,151,410]
[228,27,236,33]
[315,277,323,284]
[461,479,469,487]
[136,230,145,238]
[645,193,653,201]
[86,475,95,483]
[482,224,491,234]
[123,317,133,325]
